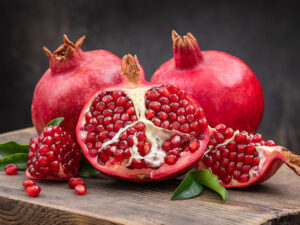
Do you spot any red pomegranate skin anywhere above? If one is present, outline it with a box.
[151,31,264,133]
[32,35,124,137]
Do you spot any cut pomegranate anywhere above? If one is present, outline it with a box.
[74,184,87,195]
[4,164,18,175]
[32,35,123,138]
[196,124,300,188]
[68,177,85,189]
[26,125,81,181]
[76,54,210,181]
[26,185,41,197]
[151,31,264,133]
[23,180,36,188]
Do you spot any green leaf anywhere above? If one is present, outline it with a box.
[46,117,64,127]
[171,171,203,200]
[78,152,99,177]
[0,141,29,157]
[193,169,228,202]
[0,153,28,170]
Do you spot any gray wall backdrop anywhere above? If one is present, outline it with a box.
[0,0,299,153]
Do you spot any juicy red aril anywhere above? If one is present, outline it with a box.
[68,177,85,189]
[23,179,36,188]
[74,184,87,195]
[5,164,18,175]
[26,185,41,197]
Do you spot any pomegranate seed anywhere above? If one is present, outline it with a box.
[145,109,155,119]
[178,90,186,99]
[114,107,125,114]
[103,117,112,125]
[194,107,205,119]
[242,165,250,174]
[115,150,124,161]
[171,135,181,147]
[177,108,185,115]
[147,90,160,100]
[5,164,18,175]
[221,149,229,158]
[121,113,130,122]
[244,155,253,165]
[26,185,41,197]
[222,176,231,184]
[112,91,123,100]
[130,159,145,169]
[170,121,180,130]
[159,86,170,97]
[124,148,132,158]
[116,96,127,106]
[179,100,189,107]
[102,95,113,104]
[68,177,85,189]
[208,137,217,146]
[186,114,194,122]
[97,115,104,124]
[165,155,177,164]
[227,162,235,174]
[189,139,199,152]
[169,94,179,102]
[224,128,234,138]
[157,111,168,121]
[214,132,225,144]
[149,101,161,111]
[119,140,128,149]
[235,133,247,144]
[169,148,180,156]
[152,117,162,126]
[246,143,256,155]
[180,124,190,133]
[127,127,136,135]
[159,97,169,104]
[161,105,171,113]
[253,133,263,142]
[215,124,226,132]
[220,158,229,167]
[98,151,109,163]
[212,151,221,161]
[239,174,250,183]
[177,115,186,124]
[162,141,171,151]
[107,102,116,110]
[89,149,98,157]
[170,102,179,112]
[251,157,260,167]
[233,170,241,180]
[74,184,87,195]
[131,115,137,122]
[237,145,246,153]
[228,152,237,161]
[161,121,170,129]
[266,140,276,146]
[136,132,146,142]
[169,112,177,121]
[236,162,243,170]
[218,167,227,179]
[227,141,237,151]
[237,153,244,162]
[186,105,195,114]
[203,155,213,166]
[135,122,146,131]
[198,118,208,130]
[114,120,124,131]
[23,180,36,188]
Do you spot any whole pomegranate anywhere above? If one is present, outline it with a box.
[197,124,300,188]
[151,30,264,133]
[76,54,210,181]
[32,35,123,138]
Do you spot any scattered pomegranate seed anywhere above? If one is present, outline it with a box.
[4,164,18,175]
[23,179,36,188]
[68,177,85,189]
[26,185,41,197]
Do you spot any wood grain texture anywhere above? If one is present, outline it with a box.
[0,128,299,225]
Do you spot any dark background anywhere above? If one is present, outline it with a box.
[0,0,299,153]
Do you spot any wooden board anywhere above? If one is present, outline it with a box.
[0,128,299,225]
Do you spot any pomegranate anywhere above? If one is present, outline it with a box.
[76,54,210,181]
[26,125,81,181]
[196,124,300,188]
[151,31,264,133]
[32,35,123,138]
[26,185,41,197]
[4,164,18,175]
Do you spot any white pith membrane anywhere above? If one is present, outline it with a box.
[78,84,209,180]
[199,127,285,187]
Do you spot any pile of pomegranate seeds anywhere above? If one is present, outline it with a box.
[27,125,81,180]
[202,124,276,185]
[4,164,18,175]
[68,177,86,195]
[23,179,41,197]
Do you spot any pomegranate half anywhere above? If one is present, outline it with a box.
[151,31,264,133]
[76,54,210,181]
[32,35,123,138]
[197,124,300,188]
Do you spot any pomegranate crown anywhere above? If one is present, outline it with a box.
[43,35,86,73]
[121,54,145,87]
[172,30,203,69]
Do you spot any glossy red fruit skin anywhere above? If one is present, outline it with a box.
[32,35,124,138]
[151,31,264,133]
[26,185,41,197]
[76,54,210,182]
[5,164,18,175]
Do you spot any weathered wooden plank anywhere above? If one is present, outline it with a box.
[0,128,299,225]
